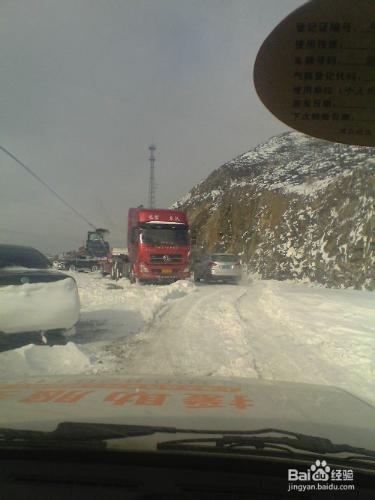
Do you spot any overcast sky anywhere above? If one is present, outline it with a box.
[0,0,304,253]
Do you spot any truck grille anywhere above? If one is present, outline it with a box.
[150,254,182,263]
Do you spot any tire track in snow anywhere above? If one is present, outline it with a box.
[97,283,206,371]
[231,291,265,380]
[117,286,225,374]
[83,275,375,405]
[234,283,336,385]
[116,284,258,377]
[86,281,196,373]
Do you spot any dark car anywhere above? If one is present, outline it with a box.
[0,244,80,336]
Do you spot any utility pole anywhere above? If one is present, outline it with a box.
[148,144,156,208]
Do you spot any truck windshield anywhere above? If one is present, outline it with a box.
[139,225,189,247]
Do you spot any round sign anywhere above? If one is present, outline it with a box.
[254,0,375,146]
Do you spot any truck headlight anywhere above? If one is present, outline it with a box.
[140,263,149,273]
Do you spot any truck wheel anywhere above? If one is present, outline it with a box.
[91,265,98,272]
[129,266,136,284]
[129,267,143,284]
[115,266,122,280]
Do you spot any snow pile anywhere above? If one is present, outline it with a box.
[75,272,196,343]
[0,277,80,334]
[74,274,197,373]
[0,342,91,376]
[249,281,375,402]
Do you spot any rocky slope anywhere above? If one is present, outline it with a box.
[174,132,375,290]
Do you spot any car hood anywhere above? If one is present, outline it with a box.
[0,374,374,449]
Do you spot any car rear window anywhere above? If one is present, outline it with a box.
[0,246,50,269]
[211,254,240,262]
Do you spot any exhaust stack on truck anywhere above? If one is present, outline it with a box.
[127,208,190,283]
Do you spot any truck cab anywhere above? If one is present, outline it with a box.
[127,208,190,283]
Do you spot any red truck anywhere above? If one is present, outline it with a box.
[127,208,190,283]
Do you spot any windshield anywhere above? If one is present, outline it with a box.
[0,0,374,485]
[88,234,102,241]
[139,225,189,247]
[0,245,50,269]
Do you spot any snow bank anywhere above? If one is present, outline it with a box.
[75,272,196,341]
[0,277,80,334]
[0,342,90,376]
[251,280,375,401]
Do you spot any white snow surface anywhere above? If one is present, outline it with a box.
[0,342,90,376]
[0,272,374,404]
[0,277,80,334]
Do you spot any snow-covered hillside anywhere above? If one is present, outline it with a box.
[175,132,375,289]
[1,272,374,405]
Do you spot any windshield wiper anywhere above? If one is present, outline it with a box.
[0,422,176,448]
[157,428,375,462]
[1,423,374,462]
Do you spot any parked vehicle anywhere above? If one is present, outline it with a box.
[127,208,190,283]
[65,255,101,272]
[85,229,110,258]
[109,248,129,280]
[193,253,242,284]
[0,244,80,338]
[98,248,128,278]
[59,230,111,274]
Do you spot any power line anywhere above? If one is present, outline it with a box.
[0,145,97,230]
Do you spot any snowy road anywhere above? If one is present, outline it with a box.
[0,272,374,404]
